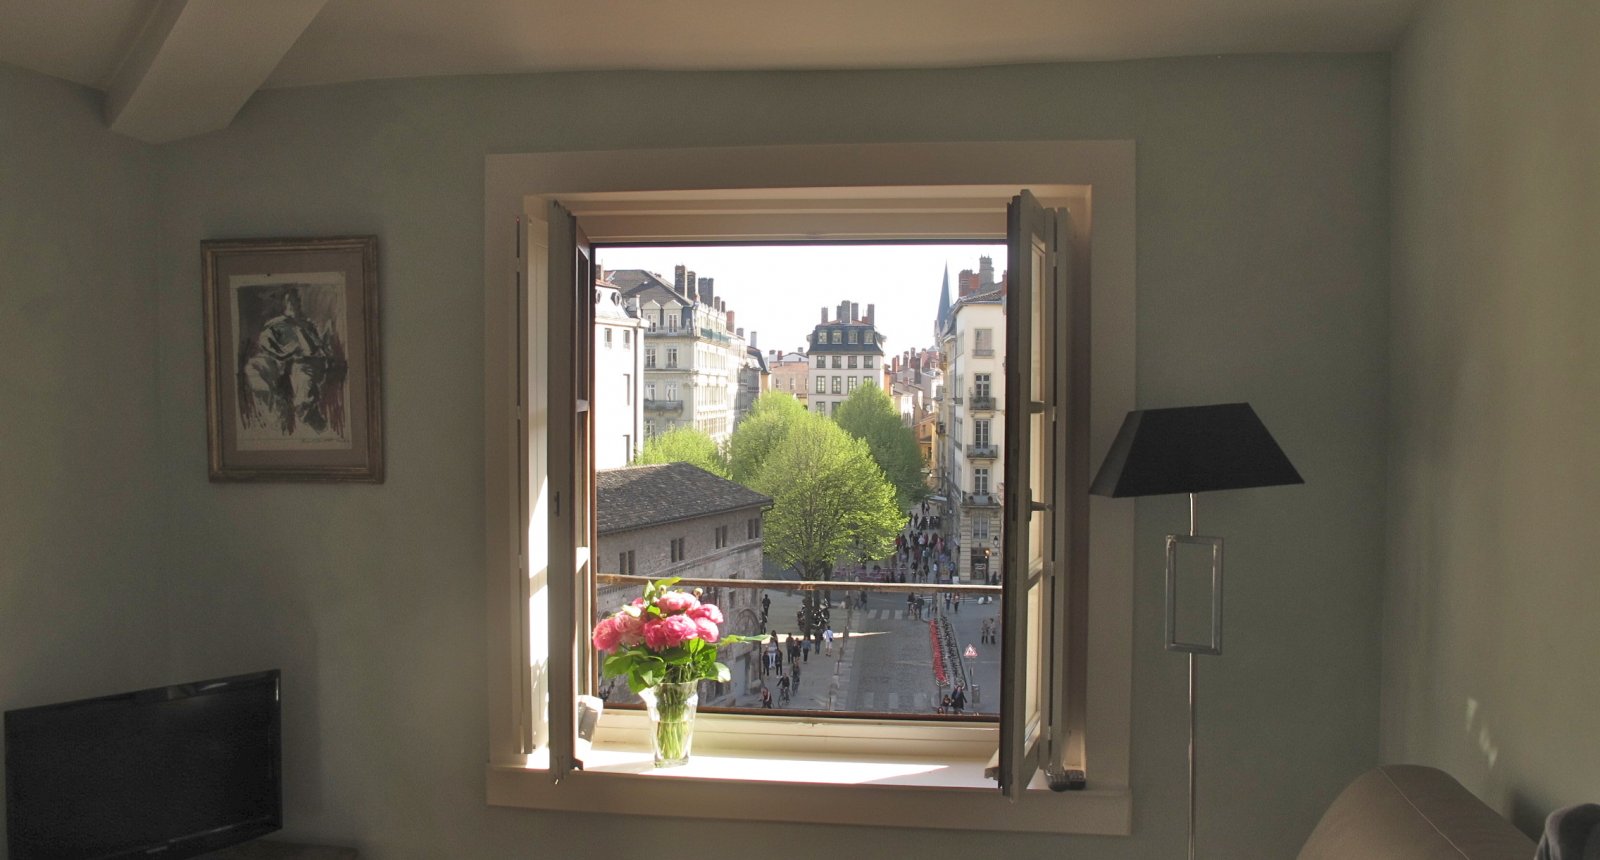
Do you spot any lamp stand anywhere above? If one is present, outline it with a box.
[1167,491,1222,860]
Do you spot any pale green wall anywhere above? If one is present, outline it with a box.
[1385,0,1600,834]
[0,54,1391,858]
[0,65,169,844]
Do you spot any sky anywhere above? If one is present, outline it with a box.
[596,244,1004,357]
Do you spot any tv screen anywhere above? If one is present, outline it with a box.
[5,670,282,860]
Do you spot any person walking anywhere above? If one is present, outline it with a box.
[760,686,773,709]
[823,626,834,655]
[951,685,967,715]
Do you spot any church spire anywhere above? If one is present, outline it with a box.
[935,263,953,337]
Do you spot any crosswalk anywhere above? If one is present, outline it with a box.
[857,691,934,711]
[861,608,928,621]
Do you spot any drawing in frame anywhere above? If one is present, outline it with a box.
[202,236,383,482]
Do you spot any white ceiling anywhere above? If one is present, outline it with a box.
[0,0,1421,141]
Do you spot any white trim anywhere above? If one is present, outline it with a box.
[484,140,1136,831]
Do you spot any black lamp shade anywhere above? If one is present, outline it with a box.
[1089,403,1303,498]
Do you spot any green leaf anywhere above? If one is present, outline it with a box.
[713,661,731,683]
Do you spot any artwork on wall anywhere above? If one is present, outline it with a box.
[202,236,383,482]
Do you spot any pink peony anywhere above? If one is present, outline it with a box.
[591,617,622,652]
[687,603,724,625]
[644,613,701,650]
[654,591,700,614]
[612,610,646,647]
[693,617,720,643]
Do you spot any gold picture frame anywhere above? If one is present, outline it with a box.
[202,236,383,482]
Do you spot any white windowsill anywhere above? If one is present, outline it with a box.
[486,743,1131,834]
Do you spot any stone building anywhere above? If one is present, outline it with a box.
[595,461,773,703]
[592,273,645,469]
[935,262,1006,584]
[806,300,886,417]
[765,349,811,406]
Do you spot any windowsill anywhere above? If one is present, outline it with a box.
[487,743,1131,834]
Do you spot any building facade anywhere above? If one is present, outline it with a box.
[608,266,749,444]
[593,274,646,469]
[936,264,1006,584]
[765,349,810,406]
[806,300,886,417]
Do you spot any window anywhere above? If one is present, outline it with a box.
[830,401,839,416]
[848,330,859,344]
[624,374,632,404]
[814,376,825,394]
[831,330,841,344]
[489,146,1132,832]
[747,517,761,539]
[623,330,631,348]
[831,376,841,394]
[816,355,826,368]
[974,373,991,398]
[832,355,842,368]
[666,347,678,368]
[618,550,635,576]
[665,383,678,401]
[847,376,858,392]
[645,347,657,368]
[863,375,875,388]
[864,355,874,368]
[974,419,990,448]
[714,525,728,549]
[645,383,656,400]
[645,418,655,437]
[669,537,685,563]
[974,328,994,355]
[848,355,857,368]
[973,467,990,495]
[973,517,990,542]
[604,328,613,348]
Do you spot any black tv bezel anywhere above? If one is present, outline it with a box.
[4,669,283,860]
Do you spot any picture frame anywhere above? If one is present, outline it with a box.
[202,236,383,482]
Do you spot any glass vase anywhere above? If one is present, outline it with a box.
[639,680,698,767]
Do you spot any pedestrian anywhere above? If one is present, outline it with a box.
[760,686,773,708]
[802,637,811,662]
[823,626,834,655]
[790,660,801,689]
[953,593,961,613]
[906,592,915,616]
[939,693,951,715]
[951,685,966,714]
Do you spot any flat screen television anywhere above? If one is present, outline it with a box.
[5,670,282,860]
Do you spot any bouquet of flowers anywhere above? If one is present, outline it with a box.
[591,577,756,766]
[591,577,756,692]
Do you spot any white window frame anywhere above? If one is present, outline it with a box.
[484,141,1135,834]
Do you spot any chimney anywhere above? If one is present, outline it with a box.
[866,303,875,325]
[749,330,758,349]
[736,326,744,339]
[851,302,860,322]
[674,265,686,293]
[686,270,697,300]
[821,307,828,324]
[727,311,736,332]
[699,278,714,308]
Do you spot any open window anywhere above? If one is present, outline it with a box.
[484,142,1134,834]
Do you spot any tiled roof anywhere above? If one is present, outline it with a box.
[597,462,772,535]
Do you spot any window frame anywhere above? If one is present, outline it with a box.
[484,142,1136,834]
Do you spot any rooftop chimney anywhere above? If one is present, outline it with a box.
[821,307,828,324]
[749,330,758,349]
[686,270,697,300]
[727,311,736,332]
[851,302,860,322]
[736,325,743,339]
[866,303,875,325]
[674,265,686,293]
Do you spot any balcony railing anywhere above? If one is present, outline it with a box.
[965,444,998,459]
[968,392,995,411]
[644,399,684,412]
[591,573,1000,717]
[973,347,995,357]
[963,492,1001,507]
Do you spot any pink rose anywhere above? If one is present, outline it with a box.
[612,610,646,647]
[687,603,724,625]
[694,617,720,643]
[644,614,700,650]
[591,617,621,652]
[654,591,700,614]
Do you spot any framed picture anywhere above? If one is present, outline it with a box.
[202,236,383,482]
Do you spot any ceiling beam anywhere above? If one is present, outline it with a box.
[105,0,329,144]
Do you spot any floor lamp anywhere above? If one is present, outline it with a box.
[1089,403,1302,860]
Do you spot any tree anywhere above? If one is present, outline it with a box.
[833,384,928,510]
[749,411,902,633]
[631,426,728,478]
[726,391,807,484]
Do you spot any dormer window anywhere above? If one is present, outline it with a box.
[848,330,859,344]
[831,330,841,344]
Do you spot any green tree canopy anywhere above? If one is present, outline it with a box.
[833,384,928,510]
[631,426,728,478]
[749,410,902,581]
[726,391,807,485]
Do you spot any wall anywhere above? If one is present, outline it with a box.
[135,56,1391,858]
[1385,0,1600,834]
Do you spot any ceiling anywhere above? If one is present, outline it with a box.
[0,0,1421,142]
